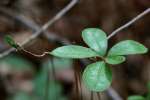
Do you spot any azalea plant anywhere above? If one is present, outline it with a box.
[50,28,148,92]
[5,28,148,92]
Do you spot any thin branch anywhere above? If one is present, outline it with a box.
[107,87,123,100]
[97,92,101,100]
[107,8,150,39]
[90,92,93,100]
[0,0,78,58]
[74,65,80,100]
[0,6,71,45]
[20,47,49,58]
[21,0,78,46]
[44,58,51,100]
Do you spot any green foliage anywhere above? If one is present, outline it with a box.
[50,28,148,92]
[50,45,98,58]
[10,92,32,100]
[105,56,126,65]
[127,95,145,100]
[43,57,73,70]
[33,64,67,100]
[0,55,34,72]
[108,40,148,56]
[82,61,112,91]
[82,28,107,56]
[4,35,19,49]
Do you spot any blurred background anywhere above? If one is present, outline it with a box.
[0,0,149,100]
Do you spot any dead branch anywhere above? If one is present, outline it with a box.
[0,0,78,58]
[107,8,150,39]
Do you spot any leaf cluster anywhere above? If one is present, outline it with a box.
[4,28,148,92]
[50,28,148,92]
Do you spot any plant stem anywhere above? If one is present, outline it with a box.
[90,92,94,100]
[51,58,58,100]
[44,59,50,100]
[97,92,101,100]
[74,65,80,100]
[20,47,49,57]
[77,64,83,100]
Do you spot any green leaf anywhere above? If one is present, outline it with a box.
[4,35,19,49]
[105,56,126,65]
[82,28,107,56]
[128,95,145,100]
[50,45,98,58]
[108,40,148,56]
[82,61,112,92]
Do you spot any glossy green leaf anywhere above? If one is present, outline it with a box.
[82,61,112,92]
[82,28,107,56]
[4,35,19,49]
[108,40,148,56]
[105,56,126,65]
[50,45,98,58]
[128,95,145,100]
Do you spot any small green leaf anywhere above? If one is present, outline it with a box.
[105,56,126,65]
[50,45,98,58]
[128,95,145,100]
[108,40,148,56]
[4,35,19,48]
[82,61,112,92]
[82,28,107,56]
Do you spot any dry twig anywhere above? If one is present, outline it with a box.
[107,8,150,39]
[0,0,78,58]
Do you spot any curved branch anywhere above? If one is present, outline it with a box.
[107,8,150,39]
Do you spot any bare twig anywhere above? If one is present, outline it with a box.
[0,0,78,58]
[20,47,49,58]
[107,8,150,39]
[97,92,101,100]
[90,92,93,100]
[20,0,78,46]
[0,6,70,45]
[107,87,123,100]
